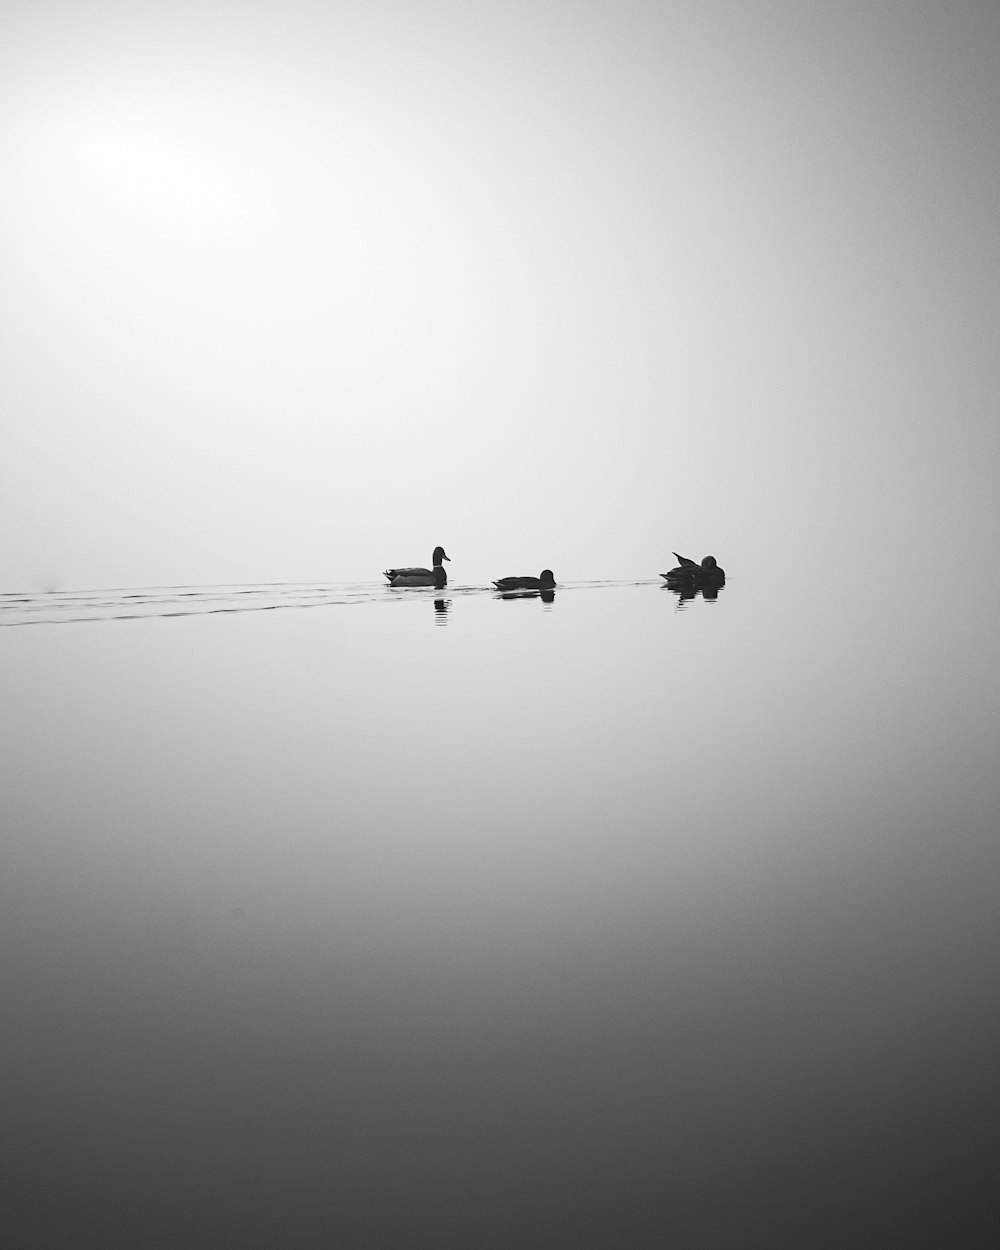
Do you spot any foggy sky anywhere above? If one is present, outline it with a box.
[2,0,999,590]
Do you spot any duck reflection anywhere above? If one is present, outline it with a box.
[662,580,724,607]
[494,587,557,604]
[433,598,450,624]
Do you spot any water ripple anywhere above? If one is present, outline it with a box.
[0,580,663,626]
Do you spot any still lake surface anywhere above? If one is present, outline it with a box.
[3,572,998,1246]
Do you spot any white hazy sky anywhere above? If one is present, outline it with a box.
[2,0,998,589]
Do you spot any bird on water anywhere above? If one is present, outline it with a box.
[660,554,725,584]
[492,570,556,591]
[384,546,451,587]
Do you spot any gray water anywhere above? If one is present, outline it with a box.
[3,573,998,1247]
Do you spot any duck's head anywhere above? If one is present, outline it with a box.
[539,569,556,587]
[432,547,450,567]
[701,556,718,570]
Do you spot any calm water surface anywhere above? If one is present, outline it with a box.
[2,574,998,1246]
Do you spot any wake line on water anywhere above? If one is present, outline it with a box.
[0,584,374,627]
[0,580,659,626]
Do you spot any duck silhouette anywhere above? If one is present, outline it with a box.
[492,570,556,591]
[384,546,450,587]
[661,554,725,585]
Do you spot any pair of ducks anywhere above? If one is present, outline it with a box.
[660,553,726,587]
[384,547,725,590]
[383,547,555,590]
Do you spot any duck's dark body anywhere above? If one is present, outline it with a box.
[660,554,725,584]
[492,570,556,591]
[384,546,450,587]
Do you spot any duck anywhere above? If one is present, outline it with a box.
[492,570,556,591]
[384,546,450,587]
[661,554,725,583]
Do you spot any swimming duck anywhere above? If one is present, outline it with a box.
[492,570,556,591]
[384,546,450,587]
[661,555,725,583]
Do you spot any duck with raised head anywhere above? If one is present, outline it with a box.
[661,554,725,584]
[384,546,450,587]
[492,569,556,591]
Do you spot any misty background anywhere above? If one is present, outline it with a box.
[2,0,998,591]
[4,5,1000,1243]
